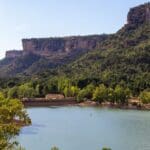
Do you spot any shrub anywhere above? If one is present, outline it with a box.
[139,91,150,104]
[92,84,107,103]
[51,146,59,150]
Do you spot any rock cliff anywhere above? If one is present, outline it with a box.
[127,2,150,26]
[5,3,150,59]
[5,35,108,58]
[6,50,24,58]
[21,35,108,57]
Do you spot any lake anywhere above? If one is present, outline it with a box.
[18,107,150,150]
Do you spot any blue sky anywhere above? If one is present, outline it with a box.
[0,0,148,59]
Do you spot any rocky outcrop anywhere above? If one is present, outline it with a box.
[127,2,150,26]
[6,50,23,58]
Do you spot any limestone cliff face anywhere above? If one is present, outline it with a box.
[5,3,150,59]
[5,35,108,59]
[21,35,108,57]
[127,2,150,26]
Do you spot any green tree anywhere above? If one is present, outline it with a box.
[0,92,31,150]
[47,79,58,93]
[77,89,87,102]
[77,84,95,101]
[63,86,71,97]
[58,78,71,93]
[77,84,95,102]
[114,85,130,104]
[7,86,18,99]
[18,84,36,99]
[70,86,80,97]
[107,87,115,103]
[92,84,107,103]
[84,84,95,99]
[139,91,150,104]
[35,84,45,97]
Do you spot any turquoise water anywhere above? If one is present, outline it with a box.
[18,107,150,150]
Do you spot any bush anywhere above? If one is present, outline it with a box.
[107,87,115,103]
[18,84,36,98]
[77,84,95,102]
[77,89,87,102]
[114,85,130,104]
[92,84,107,103]
[139,91,150,104]
[51,146,59,150]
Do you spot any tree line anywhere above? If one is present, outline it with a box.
[1,77,149,104]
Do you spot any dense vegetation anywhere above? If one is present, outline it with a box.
[0,8,149,102]
[139,91,150,104]
[1,22,150,102]
[0,2,149,150]
[0,32,149,102]
[0,4,149,102]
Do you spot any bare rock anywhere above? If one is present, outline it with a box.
[127,2,150,26]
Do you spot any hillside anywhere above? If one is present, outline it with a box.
[62,2,150,79]
[62,23,150,92]
[32,3,150,91]
[0,2,149,94]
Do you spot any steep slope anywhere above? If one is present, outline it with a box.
[62,23,149,83]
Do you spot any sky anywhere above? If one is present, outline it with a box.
[0,0,149,59]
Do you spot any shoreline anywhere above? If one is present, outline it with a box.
[22,99,150,111]
[77,101,150,111]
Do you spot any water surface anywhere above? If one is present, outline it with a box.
[18,107,150,150]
